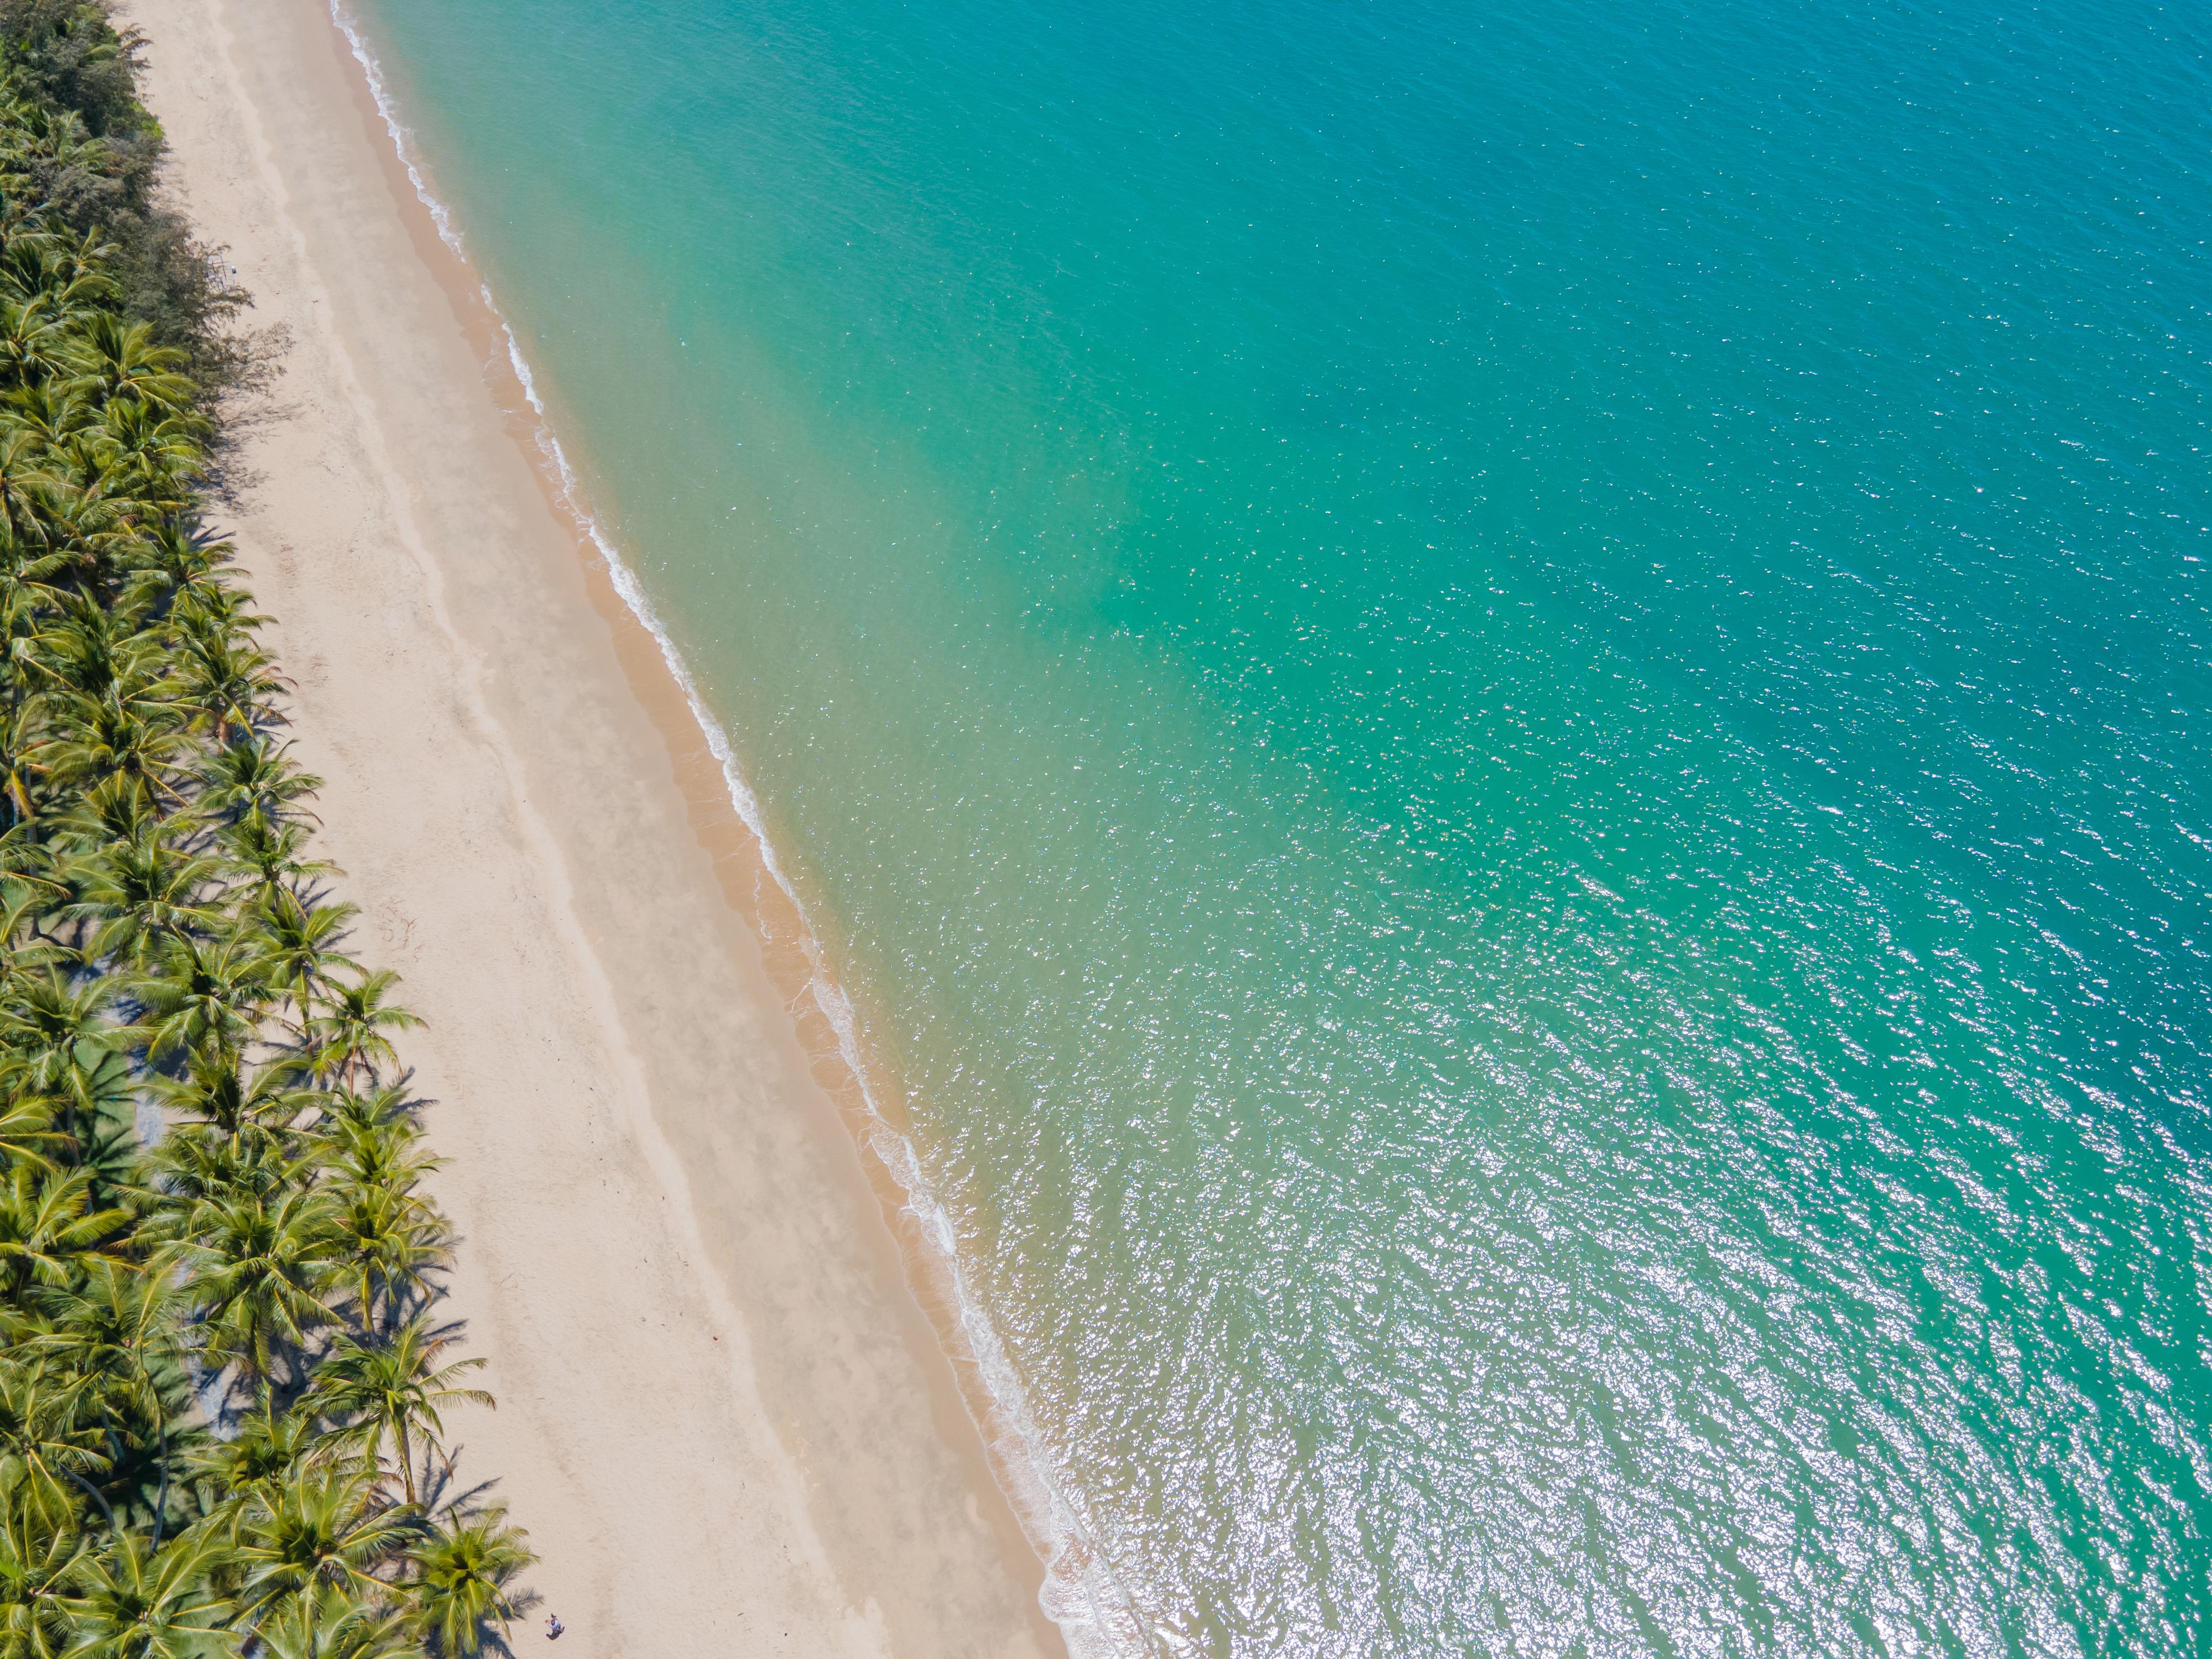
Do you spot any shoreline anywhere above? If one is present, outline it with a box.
[311,14,1123,1648]
[316,11,1106,1642]
[124,1,1068,1654]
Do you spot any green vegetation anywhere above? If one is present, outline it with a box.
[0,7,534,1657]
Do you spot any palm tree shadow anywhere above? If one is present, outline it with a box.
[200,320,295,497]
[479,1587,544,1659]
[471,1605,540,1659]
[416,1443,501,1522]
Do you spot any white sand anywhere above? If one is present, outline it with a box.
[122,3,1058,1655]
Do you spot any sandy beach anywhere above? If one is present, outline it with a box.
[121,2,1058,1655]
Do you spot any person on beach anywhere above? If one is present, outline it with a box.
[545,1616,564,1641]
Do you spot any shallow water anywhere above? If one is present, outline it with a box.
[347,0,2209,1650]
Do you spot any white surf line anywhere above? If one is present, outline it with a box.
[322,7,1149,1655]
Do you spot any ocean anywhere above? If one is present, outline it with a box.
[336,0,2209,1650]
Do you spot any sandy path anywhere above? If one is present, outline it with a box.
[120,3,1057,1656]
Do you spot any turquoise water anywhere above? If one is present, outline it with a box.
[344,0,2209,1650]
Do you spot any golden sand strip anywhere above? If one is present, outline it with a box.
[121,2,1059,1654]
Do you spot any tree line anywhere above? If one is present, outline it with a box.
[0,5,537,1657]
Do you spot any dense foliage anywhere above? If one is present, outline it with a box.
[0,8,534,1657]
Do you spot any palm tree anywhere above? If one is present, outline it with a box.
[173,630,281,749]
[0,1500,85,1659]
[249,891,359,1030]
[17,230,122,314]
[216,818,332,907]
[0,968,124,1142]
[23,1260,186,1539]
[0,425,59,547]
[92,399,205,498]
[0,1358,110,1535]
[24,693,188,811]
[196,737,320,831]
[0,696,46,827]
[0,298,70,400]
[22,1260,172,1398]
[56,1528,227,1659]
[60,828,223,967]
[150,1049,312,1143]
[248,1597,413,1659]
[0,1093,66,1173]
[2,382,91,463]
[321,1181,449,1337]
[308,1319,490,1507]
[117,519,231,621]
[134,931,273,1063]
[176,1186,338,1384]
[165,586,272,654]
[306,974,419,1089]
[142,1129,297,1211]
[304,1087,411,1135]
[182,1394,324,1544]
[43,774,158,867]
[0,972,88,1067]
[58,315,195,419]
[405,1509,534,1659]
[313,1113,440,1199]
[233,1464,419,1626]
[0,1167,128,1298]
[20,599,161,710]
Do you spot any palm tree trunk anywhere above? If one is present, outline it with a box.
[65,1467,117,1531]
[149,1408,171,1551]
